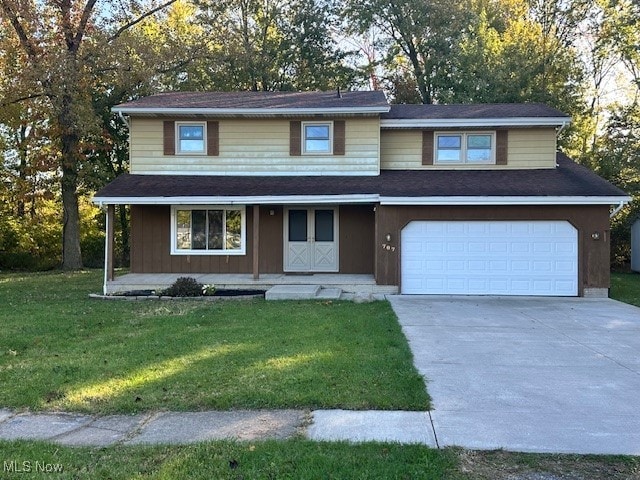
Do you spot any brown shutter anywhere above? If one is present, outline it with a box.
[422,130,434,165]
[207,121,219,156]
[290,121,301,156]
[496,130,508,165]
[163,121,175,155]
[333,120,345,155]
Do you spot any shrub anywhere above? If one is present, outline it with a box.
[162,277,204,297]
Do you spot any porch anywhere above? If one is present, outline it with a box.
[105,272,398,296]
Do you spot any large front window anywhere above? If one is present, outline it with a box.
[435,132,495,164]
[172,206,245,254]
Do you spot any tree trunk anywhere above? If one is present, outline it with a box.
[59,90,83,270]
[61,159,83,270]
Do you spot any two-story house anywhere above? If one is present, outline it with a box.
[94,91,629,297]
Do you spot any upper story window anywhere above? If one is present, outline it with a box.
[302,122,332,154]
[435,132,495,164]
[172,206,245,255]
[177,122,206,154]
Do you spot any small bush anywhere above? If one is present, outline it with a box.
[162,277,204,297]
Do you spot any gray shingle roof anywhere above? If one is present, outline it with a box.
[382,103,569,119]
[114,91,389,110]
[95,154,626,200]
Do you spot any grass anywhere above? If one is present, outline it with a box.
[610,272,640,307]
[1,441,638,480]
[0,270,429,414]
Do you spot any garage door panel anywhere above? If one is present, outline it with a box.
[401,221,578,296]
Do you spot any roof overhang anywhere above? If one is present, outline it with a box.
[380,118,570,128]
[93,194,631,207]
[112,106,390,117]
[380,195,631,205]
[93,194,380,206]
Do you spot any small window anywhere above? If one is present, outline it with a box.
[172,206,245,255]
[435,132,495,164]
[302,122,332,154]
[177,122,206,154]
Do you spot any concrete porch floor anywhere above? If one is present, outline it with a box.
[105,273,398,295]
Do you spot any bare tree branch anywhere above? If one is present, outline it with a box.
[0,93,45,107]
[107,0,178,42]
[73,0,99,51]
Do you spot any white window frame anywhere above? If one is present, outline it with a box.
[434,131,496,165]
[302,121,333,155]
[176,121,207,155]
[170,205,246,255]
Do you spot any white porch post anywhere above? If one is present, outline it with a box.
[103,204,115,295]
[253,204,260,280]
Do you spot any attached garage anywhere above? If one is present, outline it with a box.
[401,220,578,296]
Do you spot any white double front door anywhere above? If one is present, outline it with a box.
[284,207,338,272]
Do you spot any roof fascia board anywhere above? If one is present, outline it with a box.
[93,194,631,206]
[380,118,570,128]
[112,106,390,116]
[93,194,380,206]
[380,195,631,205]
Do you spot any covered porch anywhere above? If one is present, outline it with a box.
[104,272,398,296]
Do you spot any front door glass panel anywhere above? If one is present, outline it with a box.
[288,209,307,242]
[315,210,334,242]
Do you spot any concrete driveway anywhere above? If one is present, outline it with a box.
[388,296,640,455]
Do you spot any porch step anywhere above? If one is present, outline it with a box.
[315,288,343,300]
[265,285,321,300]
[265,285,342,301]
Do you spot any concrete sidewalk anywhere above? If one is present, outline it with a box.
[0,408,436,447]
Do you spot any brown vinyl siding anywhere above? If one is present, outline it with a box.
[374,205,612,295]
[339,205,375,274]
[130,205,283,274]
[130,204,374,275]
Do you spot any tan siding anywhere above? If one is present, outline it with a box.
[130,118,380,175]
[380,128,557,170]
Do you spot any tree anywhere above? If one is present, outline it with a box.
[344,0,472,103]
[0,0,177,269]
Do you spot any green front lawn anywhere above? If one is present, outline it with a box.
[2,441,638,480]
[610,272,640,307]
[0,270,429,414]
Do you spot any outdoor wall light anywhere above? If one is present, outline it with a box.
[591,231,601,240]
[269,209,275,216]
[385,233,392,242]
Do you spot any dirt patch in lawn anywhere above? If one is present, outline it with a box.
[456,449,640,480]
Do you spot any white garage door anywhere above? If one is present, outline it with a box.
[401,221,578,296]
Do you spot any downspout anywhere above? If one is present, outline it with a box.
[610,201,625,219]
[103,203,109,296]
[118,111,130,128]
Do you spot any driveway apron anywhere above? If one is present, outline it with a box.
[388,295,640,455]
